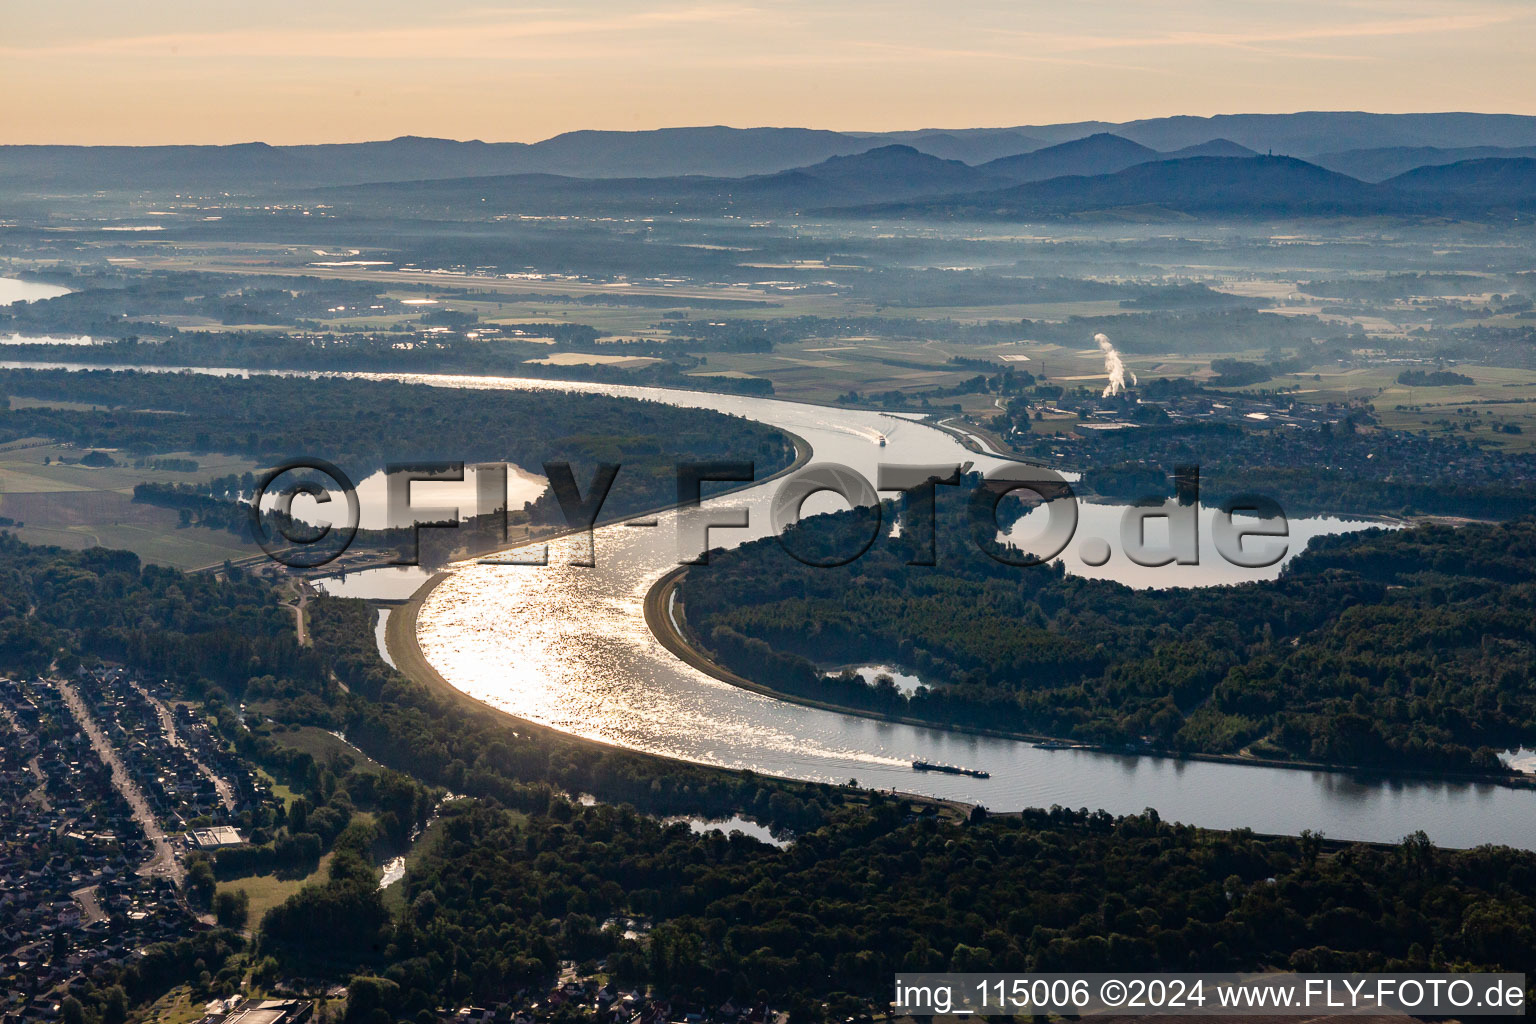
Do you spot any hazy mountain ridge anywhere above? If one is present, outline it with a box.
[838,154,1536,221]
[324,144,1012,215]
[325,136,1271,216]
[840,128,1047,163]
[975,134,1258,184]
[1316,144,1536,182]
[1104,111,1536,154]
[1163,139,1260,159]
[0,128,878,190]
[842,155,1391,220]
[7,112,1536,192]
[329,146,1536,222]
[1385,157,1536,199]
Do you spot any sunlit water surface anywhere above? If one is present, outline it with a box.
[404,380,1536,850]
[0,277,71,305]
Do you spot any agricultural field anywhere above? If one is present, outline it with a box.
[0,439,262,567]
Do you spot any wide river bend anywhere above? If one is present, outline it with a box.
[6,360,1532,848]
[398,377,1536,850]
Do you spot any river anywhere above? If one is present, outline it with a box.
[400,379,1536,850]
[6,359,1534,848]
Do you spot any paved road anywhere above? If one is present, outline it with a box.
[25,754,49,810]
[283,581,312,645]
[291,596,308,645]
[131,681,239,813]
[56,680,183,885]
[71,885,105,925]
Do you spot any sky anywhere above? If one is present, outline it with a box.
[4,0,1535,144]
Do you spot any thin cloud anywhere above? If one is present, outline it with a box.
[3,3,1521,67]
[991,10,1527,54]
[0,4,764,60]
[837,40,1164,73]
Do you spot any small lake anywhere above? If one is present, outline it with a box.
[666,814,789,847]
[0,278,72,305]
[827,664,926,696]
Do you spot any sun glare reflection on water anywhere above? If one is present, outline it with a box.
[409,380,1536,849]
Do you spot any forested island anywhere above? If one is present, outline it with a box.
[678,487,1536,775]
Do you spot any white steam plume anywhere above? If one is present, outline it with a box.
[1096,332,1137,397]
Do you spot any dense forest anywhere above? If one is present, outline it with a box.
[290,799,1536,1019]
[679,489,1536,774]
[0,533,301,683]
[0,531,1533,1017]
[0,369,795,524]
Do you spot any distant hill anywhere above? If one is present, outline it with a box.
[1162,139,1259,159]
[1011,121,1120,145]
[0,142,331,191]
[840,156,1392,220]
[486,126,873,177]
[747,145,1007,200]
[845,128,1045,164]
[980,133,1161,182]
[1315,145,1536,182]
[1385,157,1536,203]
[0,127,1040,193]
[0,138,518,191]
[288,136,534,181]
[976,135,1258,185]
